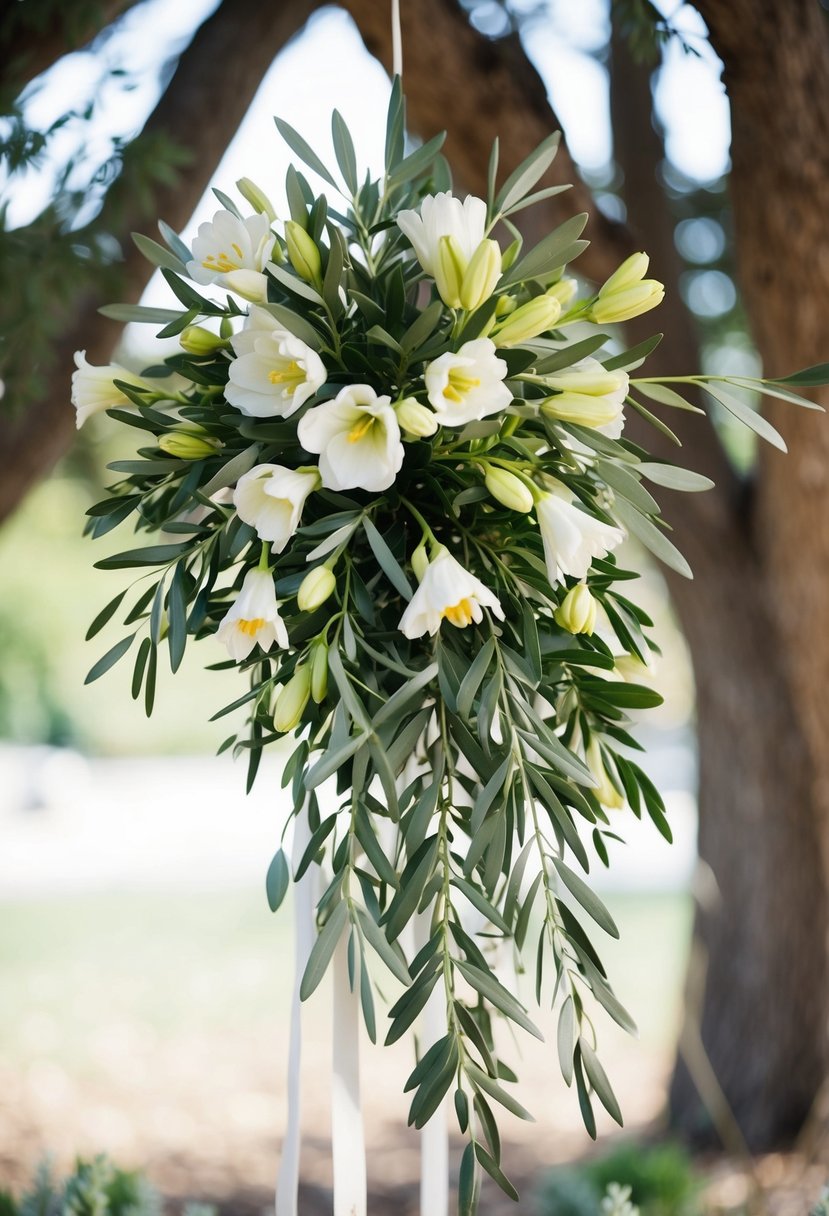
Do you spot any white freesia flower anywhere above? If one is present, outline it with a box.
[424,338,511,426]
[71,351,148,429]
[397,192,487,277]
[536,485,624,586]
[542,357,629,438]
[297,384,404,492]
[233,464,320,550]
[399,547,505,638]
[187,209,275,300]
[216,568,288,661]
[226,313,326,417]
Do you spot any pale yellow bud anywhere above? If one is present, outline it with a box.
[459,239,502,311]
[434,234,465,308]
[601,252,650,296]
[554,582,597,635]
[310,640,329,704]
[273,666,312,733]
[547,277,578,308]
[236,176,277,223]
[411,540,430,583]
[484,466,534,513]
[495,294,517,317]
[180,325,226,356]
[285,221,322,285]
[494,294,562,347]
[590,280,665,324]
[297,566,337,612]
[159,431,221,460]
[396,397,438,438]
[586,736,624,809]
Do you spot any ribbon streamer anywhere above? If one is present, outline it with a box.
[275,811,314,1216]
[332,932,368,1215]
[415,912,449,1216]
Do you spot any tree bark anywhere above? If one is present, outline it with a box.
[608,23,829,1149]
[0,0,141,92]
[677,0,829,1145]
[0,0,315,526]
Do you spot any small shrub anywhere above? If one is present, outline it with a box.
[810,1188,829,1216]
[538,1142,700,1216]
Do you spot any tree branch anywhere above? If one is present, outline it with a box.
[0,0,316,526]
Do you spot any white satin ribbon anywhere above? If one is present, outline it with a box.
[275,810,314,1216]
[332,931,367,1216]
[415,912,449,1216]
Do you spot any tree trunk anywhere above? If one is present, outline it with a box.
[686,0,829,1144]
[0,0,315,526]
[609,22,829,1148]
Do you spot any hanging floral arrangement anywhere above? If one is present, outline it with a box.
[76,81,823,1215]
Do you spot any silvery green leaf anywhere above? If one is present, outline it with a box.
[579,1037,623,1125]
[553,858,619,938]
[611,496,693,580]
[300,900,348,1000]
[702,383,787,451]
[632,380,702,412]
[557,997,576,1085]
[495,131,561,214]
[275,116,338,188]
[637,463,714,492]
[265,848,290,912]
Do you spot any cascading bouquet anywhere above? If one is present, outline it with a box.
[76,83,821,1214]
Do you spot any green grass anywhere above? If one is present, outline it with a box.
[0,888,293,1073]
[0,888,691,1076]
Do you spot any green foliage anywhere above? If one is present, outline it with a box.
[11,1157,159,1216]
[538,1143,700,1216]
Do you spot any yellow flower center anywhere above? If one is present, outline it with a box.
[237,618,265,637]
[443,369,480,405]
[442,598,476,627]
[201,250,242,273]
[268,360,305,387]
[347,414,378,443]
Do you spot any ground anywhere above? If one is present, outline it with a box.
[0,886,824,1215]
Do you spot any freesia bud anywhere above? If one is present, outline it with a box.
[459,239,501,311]
[273,666,312,733]
[601,252,651,296]
[554,582,597,634]
[159,431,221,460]
[236,176,277,223]
[311,640,329,704]
[223,269,269,302]
[547,277,578,308]
[589,281,665,324]
[494,294,562,347]
[586,736,624,809]
[285,221,322,285]
[180,325,226,355]
[434,235,465,308]
[411,539,430,583]
[484,466,534,513]
[396,396,438,438]
[297,566,337,612]
[590,252,664,323]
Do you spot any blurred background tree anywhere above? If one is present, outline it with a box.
[2,0,828,1160]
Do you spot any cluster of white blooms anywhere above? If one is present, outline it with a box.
[72,193,651,663]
